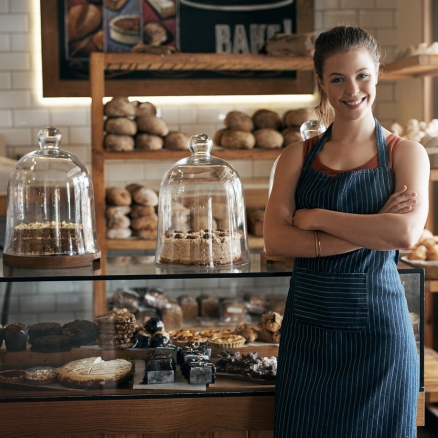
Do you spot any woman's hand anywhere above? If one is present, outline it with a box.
[293,208,319,231]
[379,185,418,214]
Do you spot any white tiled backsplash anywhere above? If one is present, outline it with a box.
[0,0,401,323]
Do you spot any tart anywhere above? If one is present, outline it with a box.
[0,369,25,384]
[109,15,141,45]
[24,369,57,386]
[173,335,209,347]
[199,329,231,338]
[208,334,246,349]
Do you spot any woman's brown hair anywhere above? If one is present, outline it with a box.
[314,26,382,126]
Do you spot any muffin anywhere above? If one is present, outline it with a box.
[4,323,28,352]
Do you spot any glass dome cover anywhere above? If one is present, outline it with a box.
[155,133,249,270]
[3,127,100,268]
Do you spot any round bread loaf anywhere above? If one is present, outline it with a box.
[135,133,163,150]
[254,128,284,149]
[221,129,256,150]
[104,134,135,151]
[107,214,131,229]
[130,204,155,218]
[106,205,131,218]
[105,97,136,117]
[252,109,283,130]
[131,215,158,231]
[133,101,157,117]
[282,128,302,146]
[105,117,137,136]
[213,128,227,146]
[106,187,132,206]
[127,186,158,206]
[137,115,169,136]
[164,131,190,150]
[224,111,254,131]
[283,108,315,128]
[107,228,132,239]
[67,4,102,42]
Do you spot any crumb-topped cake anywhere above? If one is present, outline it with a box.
[57,357,132,389]
[12,221,85,255]
[159,229,242,266]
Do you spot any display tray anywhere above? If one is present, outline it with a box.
[216,372,275,386]
[2,251,101,269]
[401,256,438,280]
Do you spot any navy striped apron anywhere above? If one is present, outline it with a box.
[274,120,418,438]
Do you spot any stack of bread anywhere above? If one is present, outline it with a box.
[391,118,438,148]
[103,97,190,151]
[214,107,316,150]
[105,184,159,239]
[407,228,438,261]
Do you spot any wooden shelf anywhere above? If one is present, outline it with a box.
[102,52,315,73]
[104,148,284,161]
[381,54,438,80]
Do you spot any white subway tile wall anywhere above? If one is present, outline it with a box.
[0,0,399,323]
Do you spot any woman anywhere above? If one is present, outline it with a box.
[264,26,430,437]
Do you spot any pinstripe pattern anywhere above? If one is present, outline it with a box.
[274,120,418,437]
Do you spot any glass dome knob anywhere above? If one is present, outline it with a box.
[300,120,326,140]
[189,133,212,156]
[38,127,62,150]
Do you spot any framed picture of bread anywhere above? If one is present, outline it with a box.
[40,0,314,98]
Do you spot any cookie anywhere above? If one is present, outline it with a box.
[28,322,62,344]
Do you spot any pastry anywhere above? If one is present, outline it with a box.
[253,128,284,149]
[0,370,26,384]
[28,322,62,344]
[24,369,57,386]
[106,187,132,206]
[57,357,133,389]
[104,117,137,136]
[30,335,73,353]
[143,21,167,45]
[4,323,27,352]
[259,311,282,333]
[104,134,135,151]
[232,323,259,343]
[258,327,281,343]
[61,320,98,347]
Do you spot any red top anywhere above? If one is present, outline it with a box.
[303,133,403,177]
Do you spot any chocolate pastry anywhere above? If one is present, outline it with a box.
[30,335,73,353]
[143,288,168,310]
[61,319,98,347]
[142,352,176,384]
[181,358,216,385]
[28,322,62,344]
[110,288,141,314]
[135,331,151,348]
[150,331,170,348]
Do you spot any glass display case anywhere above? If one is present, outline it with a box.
[0,254,424,437]
[3,127,100,269]
[155,134,250,270]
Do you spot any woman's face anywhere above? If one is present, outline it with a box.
[318,48,379,122]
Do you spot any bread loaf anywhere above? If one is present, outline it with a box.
[220,129,256,150]
[252,109,283,130]
[135,133,163,150]
[67,4,102,42]
[137,115,169,136]
[105,117,137,136]
[254,128,283,149]
[164,131,190,150]
[104,134,135,151]
[282,127,302,146]
[105,97,136,117]
[224,111,254,131]
[133,101,157,117]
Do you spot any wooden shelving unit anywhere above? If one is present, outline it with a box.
[381,54,438,80]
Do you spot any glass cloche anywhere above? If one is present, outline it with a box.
[3,127,100,268]
[155,133,250,270]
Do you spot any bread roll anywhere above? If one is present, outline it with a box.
[220,129,256,150]
[135,133,163,150]
[105,117,137,136]
[137,115,169,136]
[282,127,302,146]
[283,108,315,128]
[213,128,227,146]
[105,97,136,117]
[408,244,427,261]
[107,215,130,229]
[252,109,282,130]
[427,244,438,261]
[131,215,158,231]
[130,204,156,218]
[106,228,132,239]
[224,111,254,131]
[104,134,135,151]
[106,187,132,206]
[133,101,157,117]
[106,206,131,218]
[254,128,284,149]
[67,4,102,42]
[132,229,157,239]
[127,186,158,206]
[164,131,190,150]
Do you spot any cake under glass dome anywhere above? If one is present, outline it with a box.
[3,127,100,268]
[155,133,250,270]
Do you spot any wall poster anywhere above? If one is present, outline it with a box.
[41,0,314,97]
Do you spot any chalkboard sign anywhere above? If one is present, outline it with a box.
[41,0,314,97]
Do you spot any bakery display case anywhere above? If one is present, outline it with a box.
[3,127,100,270]
[0,253,425,437]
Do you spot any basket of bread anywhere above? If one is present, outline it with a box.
[403,228,438,279]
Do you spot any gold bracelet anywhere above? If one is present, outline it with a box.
[315,230,321,258]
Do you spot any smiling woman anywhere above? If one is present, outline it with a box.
[264,25,431,438]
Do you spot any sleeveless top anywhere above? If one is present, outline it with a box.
[303,132,402,177]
